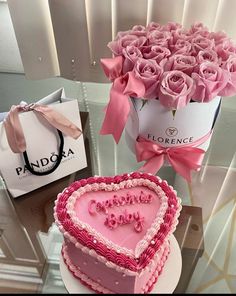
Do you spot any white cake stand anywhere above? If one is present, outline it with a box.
[60,234,182,294]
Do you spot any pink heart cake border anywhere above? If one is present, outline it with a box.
[54,172,181,274]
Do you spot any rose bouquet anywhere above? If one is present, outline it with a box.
[100,22,236,180]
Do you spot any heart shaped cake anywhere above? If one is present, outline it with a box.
[54,172,181,294]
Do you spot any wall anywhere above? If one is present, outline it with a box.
[0,2,23,73]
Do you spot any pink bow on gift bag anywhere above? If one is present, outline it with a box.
[0,89,87,198]
[100,56,145,144]
[135,132,212,182]
[4,103,82,153]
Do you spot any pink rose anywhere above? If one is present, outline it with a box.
[216,39,236,63]
[192,62,229,102]
[209,31,229,46]
[165,54,196,75]
[147,30,171,47]
[130,25,147,37]
[146,22,163,32]
[115,30,131,40]
[134,58,163,99]
[142,45,171,64]
[122,45,142,73]
[170,39,192,55]
[158,70,195,109]
[191,36,215,56]
[171,28,192,44]
[196,49,218,64]
[108,34,147,56]
[162,22,182,32]
[189,22,209,35]
[219,55,236,97]
[193,30,210,39]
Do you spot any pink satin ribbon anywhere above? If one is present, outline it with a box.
[100,56,145,144]
[4,103,82,153]
[136,131,212,182]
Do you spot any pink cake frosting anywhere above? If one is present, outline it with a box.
[54,172,181,293]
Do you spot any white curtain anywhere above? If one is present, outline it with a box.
[7,0,236,81]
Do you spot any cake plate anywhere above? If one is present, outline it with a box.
[60,234,182,294]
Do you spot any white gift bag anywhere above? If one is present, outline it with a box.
[0,88,87,198]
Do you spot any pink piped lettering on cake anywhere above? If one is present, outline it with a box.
[113,195,119,206]
[126,193,135,205]
[134,219,145,233]
[96,202,108,214]
[105,213,118,229]
[133,211,145,233]
[87,191,153,215]
[104,210,145,233]
[87,191,153,233]
[88,200,96,215]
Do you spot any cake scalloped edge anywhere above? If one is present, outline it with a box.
[61,241,170,294]
[54,172,182,274]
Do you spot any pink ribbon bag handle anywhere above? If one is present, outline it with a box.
[4,103,82,176]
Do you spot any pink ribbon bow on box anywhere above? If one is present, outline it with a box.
[100,56,145,144]
[135,132,212,182]
[4,103,82,153]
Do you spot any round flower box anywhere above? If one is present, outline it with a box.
[125,96,221,154]
[100,21,236,180]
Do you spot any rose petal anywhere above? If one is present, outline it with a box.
[192,62,229,102]
[158,71,195,109]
